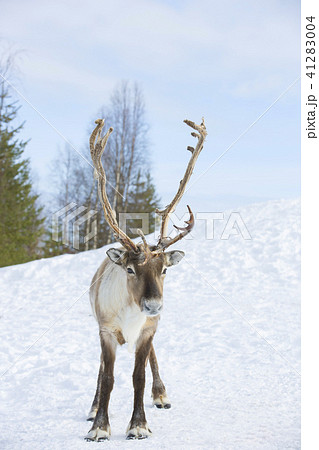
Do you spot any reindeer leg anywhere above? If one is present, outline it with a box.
[87,354,104,421]
[86,330,116,441]
[126,331,154,440]
[149,343,171,409]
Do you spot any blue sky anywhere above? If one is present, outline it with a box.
[0,0,300,212]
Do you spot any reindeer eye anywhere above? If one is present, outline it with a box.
[127,267,135,274]
[162,268,167,275]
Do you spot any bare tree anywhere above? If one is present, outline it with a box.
[47,81,158,253]
[48,145,90,252]
[98,81,150,244]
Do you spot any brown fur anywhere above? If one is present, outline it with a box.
[87,249,183,440]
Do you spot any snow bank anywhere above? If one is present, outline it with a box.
[0,198,300,449]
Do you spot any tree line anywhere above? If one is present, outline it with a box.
[0,55,160,267]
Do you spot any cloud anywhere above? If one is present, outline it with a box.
[1,0,299,95]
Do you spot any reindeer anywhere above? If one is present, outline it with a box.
[85,118,207,441]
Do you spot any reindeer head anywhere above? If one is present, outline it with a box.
[90,117,207,316]
[106,247,184,316]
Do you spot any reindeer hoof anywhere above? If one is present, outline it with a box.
[126,424,152,440]
[153,395,171,409]
[85,426,110,441]
[156,402,171,409]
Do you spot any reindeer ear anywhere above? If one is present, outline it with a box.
[106,248,126,265]
[165,250,185,267]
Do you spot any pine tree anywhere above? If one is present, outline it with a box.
[125,170,161,237]
[0,80,44,267]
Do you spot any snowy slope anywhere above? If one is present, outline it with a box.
[0,198,300,449]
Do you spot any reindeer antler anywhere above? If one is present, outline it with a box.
[155,118,207,250]
[90,117,206,255]
[137,229,153,265]
[90,119,139,253]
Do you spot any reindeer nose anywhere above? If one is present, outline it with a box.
[142,299,163,316]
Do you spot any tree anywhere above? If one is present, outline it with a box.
[99,81,151,244]
[0,57,44,267]
[125,170,161,237]
[47,81,160,253]
[43,144,90,256]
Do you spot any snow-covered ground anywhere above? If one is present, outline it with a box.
[0,198,300,449]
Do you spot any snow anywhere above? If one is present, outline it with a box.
[0,198,300,449]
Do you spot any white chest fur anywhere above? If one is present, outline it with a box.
[94,262,146,352]
[117,304,146,353]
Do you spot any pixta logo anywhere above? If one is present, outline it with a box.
[52,203,97,250]
[51,206,252,250]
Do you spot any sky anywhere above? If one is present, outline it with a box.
[0,0,300,212]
